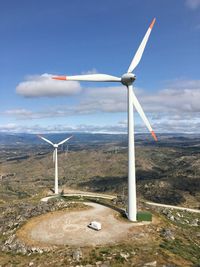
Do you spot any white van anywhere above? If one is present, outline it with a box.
[88,221,101,231]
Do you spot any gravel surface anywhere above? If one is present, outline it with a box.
[18,202,150,246]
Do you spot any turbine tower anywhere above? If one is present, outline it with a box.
[38,135,73,194]
[52,19,157,221]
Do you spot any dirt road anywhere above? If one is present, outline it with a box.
[146,201,200,213]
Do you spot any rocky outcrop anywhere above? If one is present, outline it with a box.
[0,198,78,254]
[72,248,83,261]
[162,208,200,226]
[1,233,52,254]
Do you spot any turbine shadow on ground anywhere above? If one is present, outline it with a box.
[87,198,126,217]
[78,175,185,206]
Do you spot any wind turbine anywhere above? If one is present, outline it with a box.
[38,135,73,194]
[52,19,157,221]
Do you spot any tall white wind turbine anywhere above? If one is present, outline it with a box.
[52,19,157,221]
[38,135,73,194]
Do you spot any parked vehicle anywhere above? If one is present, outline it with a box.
[88,221,101,231]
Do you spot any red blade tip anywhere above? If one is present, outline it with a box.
[150,18,156,29]
[151,131,158,141]
[52,76,67,81]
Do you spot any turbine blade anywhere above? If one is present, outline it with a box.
[131,87,157,141]
[37,135,54,146]
[52,74,121,82]
[57,135,73,146]
[127,18,156,73]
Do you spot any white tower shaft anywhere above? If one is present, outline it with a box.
[51,18,157,221]
[54,147,58,194]
[128,85,137,221]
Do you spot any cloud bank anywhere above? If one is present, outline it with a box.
[16,74,81,97]
[8,78,200,133]
[0,122,127,134]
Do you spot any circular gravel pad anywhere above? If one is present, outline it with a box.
[18,202,150,246]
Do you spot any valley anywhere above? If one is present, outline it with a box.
[0,133,200,266]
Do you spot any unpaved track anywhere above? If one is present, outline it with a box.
[146,201,200,213]
[19,202,150,246]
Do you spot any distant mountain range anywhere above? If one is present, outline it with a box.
[0,132,199,147]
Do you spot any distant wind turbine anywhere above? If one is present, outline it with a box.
[52,19,157,221]
[38,135,73,194]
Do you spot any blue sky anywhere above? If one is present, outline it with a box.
[0,0,200,134]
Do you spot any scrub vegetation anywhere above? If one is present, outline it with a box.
[0,133,200,266]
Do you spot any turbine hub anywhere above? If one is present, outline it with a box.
[54,144,58,148]
[121,73,136,86]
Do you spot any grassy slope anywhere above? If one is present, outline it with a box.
[0,143,200,266]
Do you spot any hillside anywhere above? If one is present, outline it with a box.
[0,133,200,266]
[1,133,200,207]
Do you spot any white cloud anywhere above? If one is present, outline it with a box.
[7,79,200,116]
[4,109,33,117]
[1,116,200,134]
[81,68,98,75]
[140,80,200,113]
[79,85,128,113]
[16,73,81,98]
[0,122,127,134]
[75,80,200,115]
[5,85,131,120]
[2,107,73,120]
[185,0,200,9]
[5,78,200,133]
[0,123,17,131]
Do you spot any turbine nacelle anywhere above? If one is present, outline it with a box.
[54,144,58,148]
[121,73,136,86]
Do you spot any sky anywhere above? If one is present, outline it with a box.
[0,0,200,134]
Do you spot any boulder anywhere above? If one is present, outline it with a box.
[120,252,130,261]
[160,228,175,240]
[72,248,83,261]
[143,261,157,266]
[191,218,199,226]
